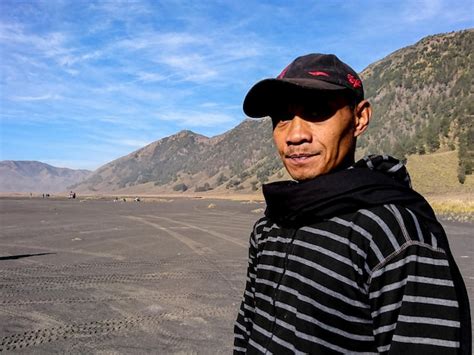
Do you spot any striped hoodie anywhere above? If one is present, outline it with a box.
[234,155,470,354]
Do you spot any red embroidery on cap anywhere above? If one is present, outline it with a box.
[308,71,329,77]
[347,74,362,88]
[277,64,290,79]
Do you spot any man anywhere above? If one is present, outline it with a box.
[234,54,471,354]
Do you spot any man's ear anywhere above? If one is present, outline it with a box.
[353,99,371,138]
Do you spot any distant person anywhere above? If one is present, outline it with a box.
[234,54,471,354]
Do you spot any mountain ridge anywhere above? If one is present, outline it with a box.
[0,160,91,193]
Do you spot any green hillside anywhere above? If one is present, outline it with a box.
[359,29,473,182]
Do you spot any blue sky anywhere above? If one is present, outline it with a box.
[1,0,472,170]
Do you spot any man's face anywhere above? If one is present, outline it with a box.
[271,92,363,181]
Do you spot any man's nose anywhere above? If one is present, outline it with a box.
[286,116,312,145]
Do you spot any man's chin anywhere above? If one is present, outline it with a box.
[286,168,324,182]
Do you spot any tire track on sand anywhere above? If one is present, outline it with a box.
[144,215,247,248]
[126,216,214,256]
[126,216,239,293]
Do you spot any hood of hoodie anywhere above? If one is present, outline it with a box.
[263,155,419,227]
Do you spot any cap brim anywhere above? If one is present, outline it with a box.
[243,78,347,118]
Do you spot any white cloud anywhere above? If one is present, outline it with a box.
[57,50,103,67]
[158,110,235,127]
[0,23,68,59]
[0,22,102,72]
[159,54,218,81]
[200,102,219,108]
[402,0,443,22]
[120,139,152,148]
[98,116,122,123]
[136,71,166,83]
[64,68,80,76]
[399,0,473,24]
[116,32,207,51]
[10,94,62,101]
[112,30,266,84]
[89,1,152,19]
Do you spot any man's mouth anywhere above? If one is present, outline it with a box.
[285,153,319,163]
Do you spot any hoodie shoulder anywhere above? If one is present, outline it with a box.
[349,204,445,271]
[353,155,412,188]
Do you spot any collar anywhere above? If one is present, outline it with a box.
[263,155,421,227]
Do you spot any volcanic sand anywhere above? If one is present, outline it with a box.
[0,197,472,353]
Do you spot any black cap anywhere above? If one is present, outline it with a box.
[243,53,364,118]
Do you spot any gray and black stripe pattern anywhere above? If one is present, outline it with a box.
[234,204,461,354]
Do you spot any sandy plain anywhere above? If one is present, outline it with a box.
[0,197,472,354]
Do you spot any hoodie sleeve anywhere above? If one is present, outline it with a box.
[233,220,260,353]
[366,205,461,354]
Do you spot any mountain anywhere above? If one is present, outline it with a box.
[0,161,91,193]
[72,119,284,194]
[74,29,473,194]
[358,29,473,178]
